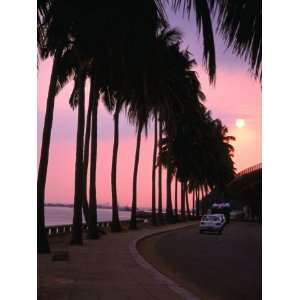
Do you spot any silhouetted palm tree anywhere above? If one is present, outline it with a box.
[185,183,191,219]
[211,0,262,79]
[37,49,61,253]
[129,122,143,230]
[158,119,163,223]
[181,182,186,221]
[151,112,158,225]
[169,0,216,83]
[111,99,122,232]
[174,175,179,220]
[70,64,88,245]
[87,70,100,239]
[37,0,78,252]
[168,0,261,79]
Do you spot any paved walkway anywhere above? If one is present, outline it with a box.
[38,221,199,300]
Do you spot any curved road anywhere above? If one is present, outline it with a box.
[138,222,261,300]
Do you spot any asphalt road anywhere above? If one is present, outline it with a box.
[138,222,261,300]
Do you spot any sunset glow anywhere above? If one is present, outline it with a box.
[37,9,261,208]
[235,119,246,128]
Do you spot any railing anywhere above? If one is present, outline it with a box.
[236,163,262,177]
[46,219,144,237]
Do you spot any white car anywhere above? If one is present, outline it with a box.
[211,214,226,228]
[199,214,224,234]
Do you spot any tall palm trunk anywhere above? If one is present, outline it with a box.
[82,79,95,224]
[181,182,186,221]
[71,72,86,245]
[196,187,200,217]
[87,90,99,239]
[174,176,178,221]
[158,118,163,223]
[37,49,62,253]
[166,163,173,223]
[111,101,122,232]
[201,185,205,214]
[151,113,158,225]
[185,183,191,219]
[192,189,195,217]
[129,123,143,230]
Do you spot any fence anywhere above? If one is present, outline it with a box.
[46,219,143,237]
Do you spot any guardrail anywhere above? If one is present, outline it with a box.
[46,219,144,237]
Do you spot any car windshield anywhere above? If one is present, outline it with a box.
[202,215,220,222]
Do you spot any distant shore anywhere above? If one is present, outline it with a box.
[45,202,134,212]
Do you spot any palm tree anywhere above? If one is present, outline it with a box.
[174,175,178,221]
[158,118,164,223]
[82,87,93,224]
[192,189,195,217]
[166,163,174,222]
[37,0,71,253]
[87,70,100,239]
[151,112,158,225]
[184,182,191,219]
[181,182,186,221]
[111,99,122,232]
[211,0,262,79]
[168,0,261,80]
[37,50,62,253]
[129,122,143,230]
[168,0,216,83]
[70,65,87,245]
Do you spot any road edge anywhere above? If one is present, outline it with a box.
[129,222,201,300]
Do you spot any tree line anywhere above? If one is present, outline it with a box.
[37,0,261,253]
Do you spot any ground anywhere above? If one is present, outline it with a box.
[38,221,261,300]
[138,222,262,300]
[38,222,196,300]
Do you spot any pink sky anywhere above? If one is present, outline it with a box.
[37,10,261,208]
[37,59,261,208]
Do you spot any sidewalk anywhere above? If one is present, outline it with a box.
[38,221,199,300]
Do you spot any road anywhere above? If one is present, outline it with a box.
[138,222,261,300]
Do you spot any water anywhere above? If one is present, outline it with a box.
[45,206,131,226]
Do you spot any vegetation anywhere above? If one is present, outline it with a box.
[37,0,261,253]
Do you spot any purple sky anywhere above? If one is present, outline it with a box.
[37,7,261,206]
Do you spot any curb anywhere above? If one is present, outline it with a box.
[129,222,201,300]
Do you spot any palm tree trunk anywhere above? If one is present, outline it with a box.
[192,189,195,217]
[185,183,191,219]
[87,93,99,239]
[151,113,158,225]
[166,163,173,223]
[37,49,62,253]
[111,101,122,232]
[71,72,86,245]
[181,181,186,221]
[129,123,143,230]
[174,175,178,221]
[158,118,163,223]
[82,77,95,224]
[201,185,205,214]
[196,187,200,217]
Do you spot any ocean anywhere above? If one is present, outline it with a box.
[45,206,131,226]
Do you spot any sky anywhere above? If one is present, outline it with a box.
[37,6,261,207]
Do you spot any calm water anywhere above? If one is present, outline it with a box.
[45,206,131,226]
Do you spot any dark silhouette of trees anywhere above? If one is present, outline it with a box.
[36,0,259,252]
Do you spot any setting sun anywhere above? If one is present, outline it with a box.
[235,118,246,128]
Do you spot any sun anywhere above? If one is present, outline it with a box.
[235,118,245,128]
